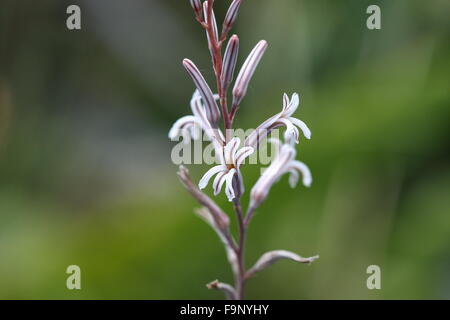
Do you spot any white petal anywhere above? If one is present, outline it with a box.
[288,160,312,187]
[181,127,191,144]
[190,123,201,140]
[224,169,237,201]
[224,137,240,165]
[277,118,299,144]
[284,93,299,116]
[168,115,198,140]
[198,165,227,189]
[234,146,254,168]
[282,93,289,111]
[289,117,311,140]
[288,169,299,188]
[213,171,228,195]
[267,138,282,153]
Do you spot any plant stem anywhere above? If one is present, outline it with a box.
[203,0,231,138]
[233,200,247,300]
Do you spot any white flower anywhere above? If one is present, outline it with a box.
[199,137,254,201]
[245,93,311,148]
[250,139,311,209]
[169,90,225,148]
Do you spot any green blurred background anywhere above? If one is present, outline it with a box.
[0,0,449,299]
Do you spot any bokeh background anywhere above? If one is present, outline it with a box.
[1,0,449,299]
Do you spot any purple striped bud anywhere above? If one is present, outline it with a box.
[232,40,268,107]
[203,1,218,56]
[183,59,221,127]
[222,0,242,37]
[189,0,203,18]
[220,35,239,93]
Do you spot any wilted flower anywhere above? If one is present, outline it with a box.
[245,93,311,148]
[199,137,254,201]
[246,250,319,279]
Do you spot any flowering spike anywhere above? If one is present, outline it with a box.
[221,35,239,93]
[232,40,268,108]
[182,59,221,127]
[222,0,243,38]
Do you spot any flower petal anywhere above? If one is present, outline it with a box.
[199,165,227,189]
[288,160,312,187]
[234,146,254,168]
[288,168,299,188]
[168,115,199,140]
[283,93,300,116]
[289,117,311,140]
[277,118,299,144]
[213,171,228,195]
[224,169,237,201]
[224,137,240,165]
[282,93,289,112]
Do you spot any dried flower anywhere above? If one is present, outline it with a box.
[245,93,311,148]
[246,250,319,279]
[199,137,254,201]
[232,40,268,108]
[206,280,237,300]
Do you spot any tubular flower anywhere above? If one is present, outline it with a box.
[245,93,311,149]
[199,137,254,201]
[169,90,225,147]
[250,140,311,209]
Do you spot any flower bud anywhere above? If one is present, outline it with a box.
[232,40,268,108]
[183,59,221,126]
[189,0,203,18]
[220,35,239,93]
[222,0,242,37]
[203,1,218,57]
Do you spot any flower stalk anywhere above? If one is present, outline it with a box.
[169,0,318,300]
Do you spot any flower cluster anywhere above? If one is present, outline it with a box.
[168,0,318,300]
